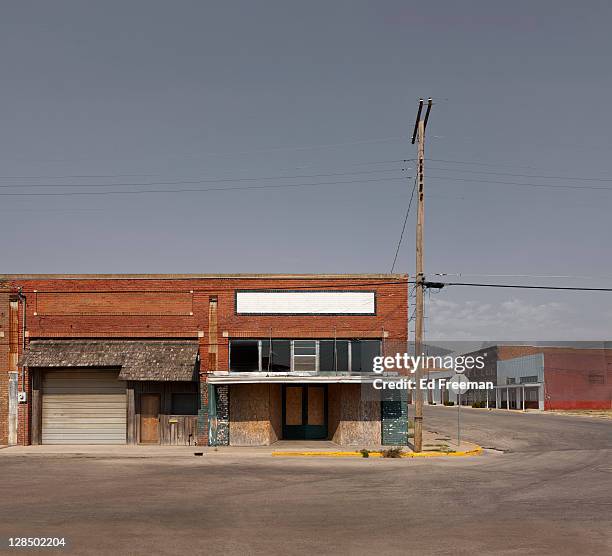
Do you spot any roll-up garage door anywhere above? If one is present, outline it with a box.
[42,370,127,444]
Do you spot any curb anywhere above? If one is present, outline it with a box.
[271,446,483,458]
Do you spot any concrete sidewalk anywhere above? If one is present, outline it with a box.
[0,431,479,458]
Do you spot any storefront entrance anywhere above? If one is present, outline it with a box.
[282,385,327,440]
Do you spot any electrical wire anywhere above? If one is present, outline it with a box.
[390,175,417,273]
[429,281,612,292]
[427,175,612,191]
[433,273,612,280]
[0,159,407,181]
[0,176,412,197]
[424,158,560,170]
[0,173,157,179]
[425,165,612,183]
[0,167,407,189]
[183,136,407,156]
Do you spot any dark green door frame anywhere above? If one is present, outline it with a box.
[282,384,328,440]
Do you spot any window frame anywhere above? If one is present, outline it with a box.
[291,340,320,373]
[228,338,382,374]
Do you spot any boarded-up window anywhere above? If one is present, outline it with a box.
[285,387,303,425]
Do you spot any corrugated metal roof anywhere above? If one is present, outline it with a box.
[20,340,199,381]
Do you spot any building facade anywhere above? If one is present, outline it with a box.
[460,345,612,410]
[0,274,409,447]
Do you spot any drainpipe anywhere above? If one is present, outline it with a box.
[17,288,26,393]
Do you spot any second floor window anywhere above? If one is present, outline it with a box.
[292,340,318,372]
[229,339,381,373]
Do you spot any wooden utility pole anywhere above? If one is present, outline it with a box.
[411,98,432,453]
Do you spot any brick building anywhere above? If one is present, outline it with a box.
[0,274,409,447]
[460,344,612,410]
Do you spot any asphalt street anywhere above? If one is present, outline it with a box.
[1,407,610,556]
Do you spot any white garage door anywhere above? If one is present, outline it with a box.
[42,370,127,444]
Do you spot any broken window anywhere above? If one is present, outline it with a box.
[319,340,349,372]
[270,340,291,371]
[229,338,381,374]
[350,340,381,373]
[230,340,260,372]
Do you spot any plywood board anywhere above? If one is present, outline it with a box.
[307,386,325,426]
[229,384,272,446]
[285,387,303,425]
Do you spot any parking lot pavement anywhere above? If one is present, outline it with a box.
[1,407,610,556]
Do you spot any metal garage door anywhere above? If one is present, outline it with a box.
[42,370,127,444]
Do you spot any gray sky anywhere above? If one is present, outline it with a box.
[1,1,611,340]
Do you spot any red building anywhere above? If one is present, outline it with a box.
[0,274,408,447]
[460,344,612,410]
[496,345,612,410]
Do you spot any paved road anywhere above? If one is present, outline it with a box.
[1,407,610,556]
[424,405,612,453]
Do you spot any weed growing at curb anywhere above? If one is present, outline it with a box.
[382,447,404,458]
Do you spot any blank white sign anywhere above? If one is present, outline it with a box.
[236,291,375,314]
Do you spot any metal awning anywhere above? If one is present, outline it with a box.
[207,372,379,384]
[20,339,199,381]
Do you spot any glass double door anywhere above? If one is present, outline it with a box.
[282,385,327,440]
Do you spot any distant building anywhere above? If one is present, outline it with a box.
[460,345,612,410]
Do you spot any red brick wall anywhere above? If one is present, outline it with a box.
[543,349,612,410]
[499,345,612,410]
[0,291,9,445]
[0,275,408,444]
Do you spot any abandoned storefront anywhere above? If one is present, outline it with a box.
[207,338,407,446]
[21,340,200,445]
[2,274,409,447]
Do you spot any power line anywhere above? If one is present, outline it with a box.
[0,160,408,184]
[425,165,612,183]
[427,175,612,191]
[390,175,417,273]
[0,176,412,197]
[184,136,408,156]
[0,167,407,189]
[15,278,413,293]
[0,160,405,180]
[427,281,612,292]
[424,158,558,171]
[0,137,409,165]
[433,273,612,280]
[0,173,157,179]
